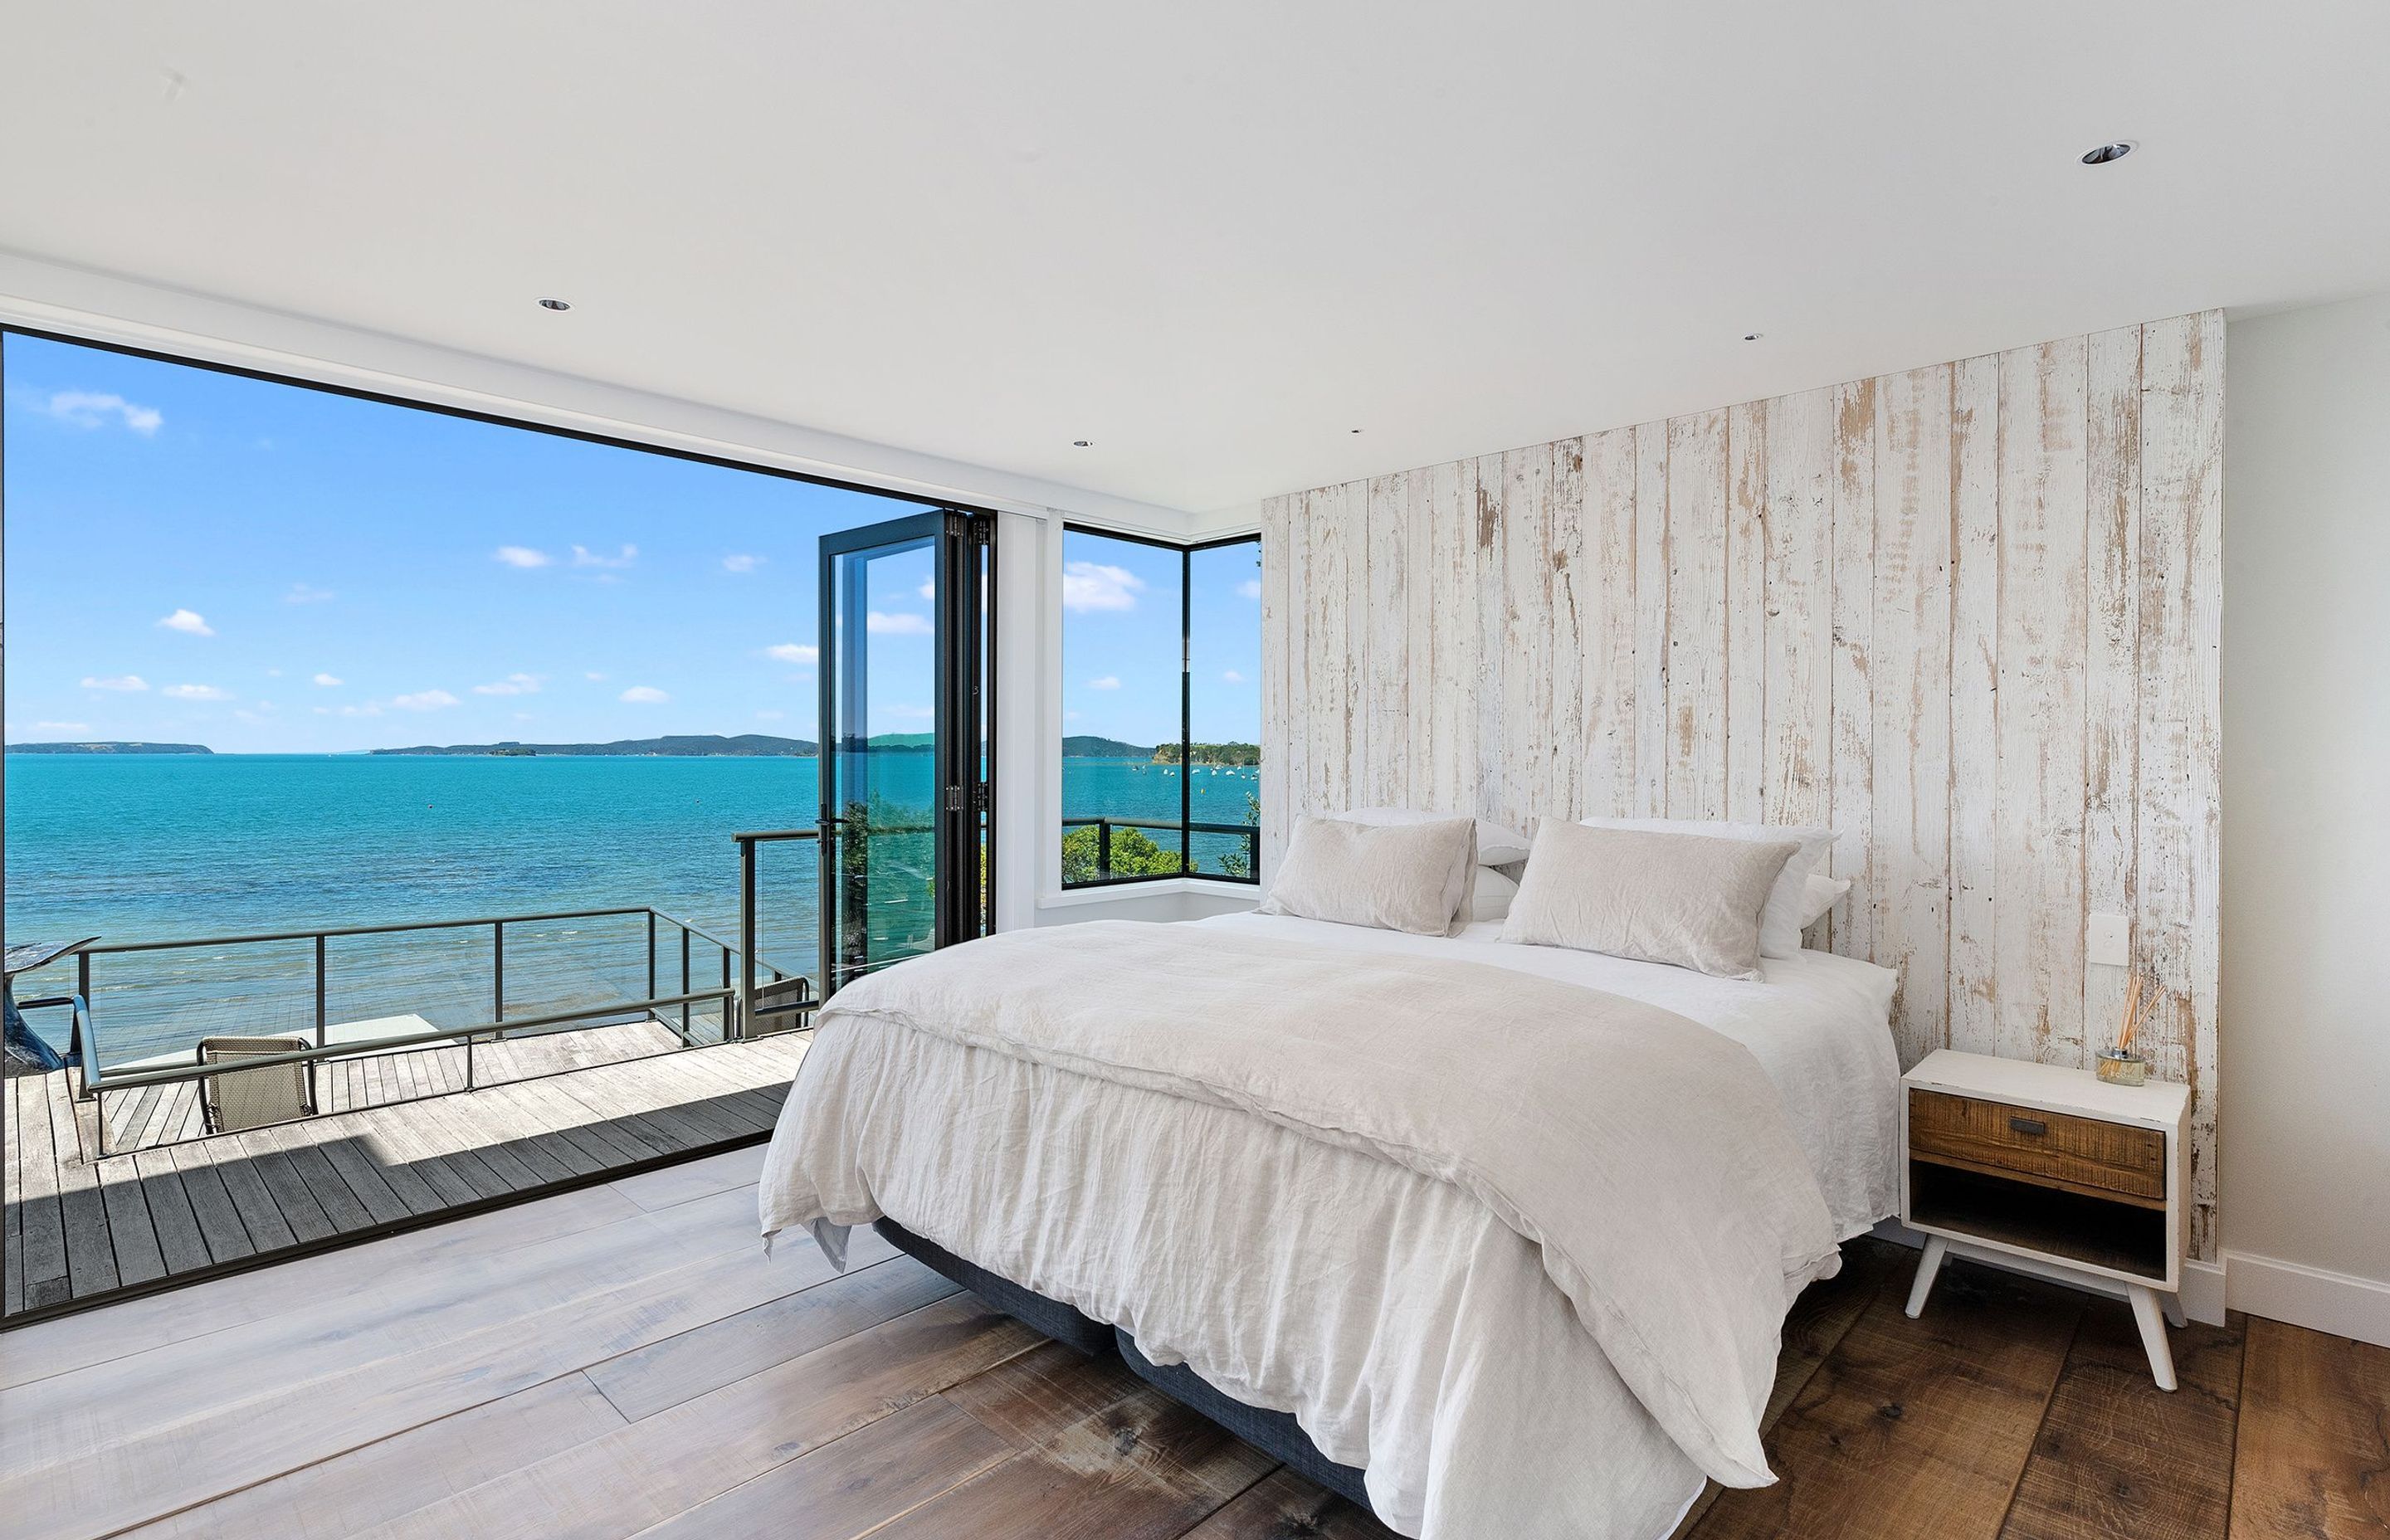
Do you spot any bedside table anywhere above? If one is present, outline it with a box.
[1900,1049,2191,1389]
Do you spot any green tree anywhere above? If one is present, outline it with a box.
[1062,824,1184,883]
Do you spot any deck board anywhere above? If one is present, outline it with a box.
[1,1024,806,1323]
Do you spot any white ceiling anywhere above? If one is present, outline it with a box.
[6,2,2388,513]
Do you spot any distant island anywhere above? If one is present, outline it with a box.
[1154,742,1260,767]
[6,741,213,755]
[373,733,817,758]
[1061,735,1154,758]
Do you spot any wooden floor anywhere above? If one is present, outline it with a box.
[2,1152,2380,1540]
[2,1029,805,1323]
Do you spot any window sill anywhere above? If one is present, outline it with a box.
[1040,875,1260,909]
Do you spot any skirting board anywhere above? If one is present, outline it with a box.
[1869,1220,2228,1328]
[2222,1250,2390,1350]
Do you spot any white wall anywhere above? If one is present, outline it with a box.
[2221,290,2390,1343]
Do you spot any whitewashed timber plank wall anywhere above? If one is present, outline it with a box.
[1258,310,2223,1254]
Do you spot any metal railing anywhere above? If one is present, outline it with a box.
[732,828,824,1036]
[12,902,810,1156]
[1061,815,1259,884]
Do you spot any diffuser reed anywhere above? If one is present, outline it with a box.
[2097,973,2149,1085]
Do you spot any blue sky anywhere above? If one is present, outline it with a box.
[1062,530,1261,748]
[2,333,1256,753]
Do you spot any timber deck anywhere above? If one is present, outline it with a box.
[2,1027,807,1323]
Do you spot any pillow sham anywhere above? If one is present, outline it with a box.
[1334,807,1530,866]
[1797,872,1851,928]
[1576,816,1835,958]
[1502,821,1798,980]
[1257,815,1477,937]
[1469,866,1520,923]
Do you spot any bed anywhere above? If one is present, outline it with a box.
[759,909,1900,1540]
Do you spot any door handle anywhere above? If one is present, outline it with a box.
[2008,1116,2048,1138]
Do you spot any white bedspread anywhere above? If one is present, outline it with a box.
[759,917,1899,1540]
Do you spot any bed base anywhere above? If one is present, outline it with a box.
[873,1218,1373,1512]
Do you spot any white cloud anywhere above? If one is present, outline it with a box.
[1061,561,1144,612]
[1237,578,1262,601]
[572,543,638,569]
[312,673,342,687]
[918,578,936,600]
[763,642,818,665]
[285,582,336,605]
[1087,675,1121,690]
[755,709,785,721]
[494,546,552,568]
[156,608,214,636]
[619,685,670,704]
[334,702,383,718]
[81,674,149,692]
[584,671,608,681]
[866,611,933,636]
[472,672,543,696]
[41,390,162,435]
[392,689,460,710]
[33,720,91,733]
[722,553,763,573]
[1222,669,1246,684]
[162,683,232,701]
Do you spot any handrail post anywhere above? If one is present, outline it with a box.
[720,946,734,1044]
[314,933,328,1048]
[645,910,657,1007]
[680,926,692,1041]
[1099,818,1113,879]
[737,835,758,1042]
[491,920,506,1037]
[76,950,94,1095]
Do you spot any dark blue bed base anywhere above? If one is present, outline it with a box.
[873,1218,1373,1511]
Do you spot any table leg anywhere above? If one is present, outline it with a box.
[2128,1284,2178,1391]
[1904,1235,1949,1319]
[2162,1292,2188,1328]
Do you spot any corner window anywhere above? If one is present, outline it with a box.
[1061,528,1260,886]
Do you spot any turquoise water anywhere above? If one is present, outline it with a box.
[2,753,1256,1062]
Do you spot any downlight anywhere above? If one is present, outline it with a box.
[2080,142,2134,166]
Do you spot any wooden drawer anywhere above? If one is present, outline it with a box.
[1908,1089,2165,1206]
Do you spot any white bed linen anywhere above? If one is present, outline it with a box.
[759,915,1900,1539]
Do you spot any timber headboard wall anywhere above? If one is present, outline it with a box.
[1257,310,2223,1254]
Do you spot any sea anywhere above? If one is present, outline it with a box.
[2,753,1258,1065]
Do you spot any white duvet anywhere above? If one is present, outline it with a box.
[759,914,1900,1539]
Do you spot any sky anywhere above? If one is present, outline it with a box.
[2,333,1260,753]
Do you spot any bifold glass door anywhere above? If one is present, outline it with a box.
[817,511,993,994]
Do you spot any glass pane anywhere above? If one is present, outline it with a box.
[825,534,941,985]
[1059,530,1185,884]
[1188,539,1263,880]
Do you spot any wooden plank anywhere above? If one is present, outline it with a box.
[1632,422,1671,817]
[128,1148,215,1275]
[1259,493,1291,877]
[2227,1315,2390,1539]
[163,1137,264,1263]
[342,1294,1040,1540]
[1308,483,1353,817]
[1998,1301,2242,1540]
[251,1117,382,1231]
[630,1395,1016,1540]
[1871,363,1953,1065]
[1665,409,1729,819]
[867,1384,1275,1540]
[1546,436,1588,821]
[2135,309,2224,1256]
[1342,475,1373,816]
[13,1074,72,1311]
[1473,453,1510,823]
[1689,1257,2084,1540]
[1181,1467,1402,1539]
[607,1143,766,1213]
[1763,387,1836,831]
[584,1251,948,1422]
[121,1373,629,1539]
[286,1106,429,1221]
[2081,324,2144,1076]
[1364,470,1407,810]
[1279,490,1312,840]
[1431,456,1480,819]
[1724,398,1768,822]
[228,1126,339,1245]
[93,1149,168,1289]
[1582,425,1640,820]
[1827,377,1877,961]
[1948,351,2002,1053]
[939,1337,1145,1449]
[1402,463,1440,811]
[1497,441,1555,831]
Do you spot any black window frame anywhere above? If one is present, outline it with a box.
[1059,524,1261,889]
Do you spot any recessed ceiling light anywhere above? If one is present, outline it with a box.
[1349,427,1363,434]
[537,297,572,311]
[1743,332,1763,342]
[2080,141,2134,166]
[1071,440,1092,447]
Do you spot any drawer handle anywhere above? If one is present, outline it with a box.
[2008,1116,2049,1137]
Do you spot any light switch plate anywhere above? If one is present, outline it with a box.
[2086,912,2130,967]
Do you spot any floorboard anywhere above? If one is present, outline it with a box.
[2227,1316,2390,1538]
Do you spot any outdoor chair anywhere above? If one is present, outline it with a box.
[198,1035,318,1133]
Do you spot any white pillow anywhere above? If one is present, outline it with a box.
[1256,815,1478,936]
[1470,867,1519,922]
[1501,821,1797,980]
[1576,816,1834,958]
[1797,873,1851,928]
[1336,807,1530,865]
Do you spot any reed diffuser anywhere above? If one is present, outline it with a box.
[2097,973,2149,1085]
